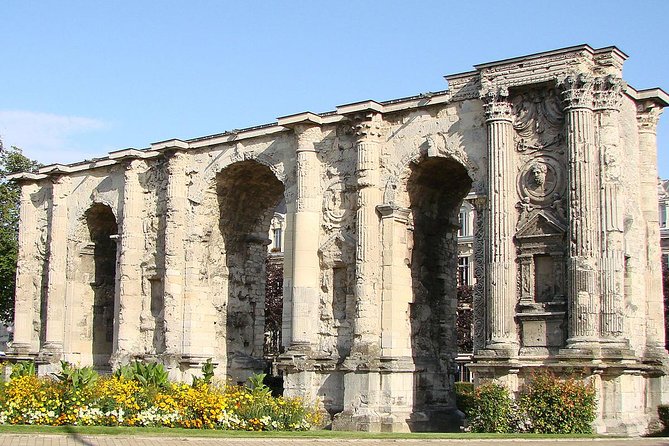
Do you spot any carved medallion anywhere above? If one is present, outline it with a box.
[517,156,564,206]
[322,180,353,230]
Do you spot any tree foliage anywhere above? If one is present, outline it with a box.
[264,257,283,355]
[0,140,40,323]
[456,285,474,353]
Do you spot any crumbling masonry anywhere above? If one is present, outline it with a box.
[9,45,669,434]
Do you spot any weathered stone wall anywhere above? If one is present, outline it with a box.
[9,44,669,434]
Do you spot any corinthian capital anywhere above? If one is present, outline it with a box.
[353,113,384,143]
[294,124,322,153]
[559,73,595,110]
[593,75,624,111]
[637,101,663,134]
[480,86,512,122]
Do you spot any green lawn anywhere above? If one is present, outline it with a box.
[0,424,602,439]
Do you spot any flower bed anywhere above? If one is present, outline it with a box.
[0,362,320,431]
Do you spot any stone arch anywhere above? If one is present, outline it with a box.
[209,160,286,383]
[388,150,476,209]
[405,155,472,425]
[70,202,118,370]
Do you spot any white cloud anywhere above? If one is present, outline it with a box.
[0,110,109,165]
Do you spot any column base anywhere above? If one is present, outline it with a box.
[477,340,518,359]
[8,342,33,355]
[560,335,603,356]
[642,344,669,366]
[38,342,63,365]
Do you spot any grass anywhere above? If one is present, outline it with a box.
[0,425,602,439]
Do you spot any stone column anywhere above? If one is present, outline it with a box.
[333,111,385,432]
[637,100,666,360]
[43,175,70,356]
[163,151,187,365]
[290,124,322,350]
[594,76,627,348]
[352,113,384,354]
[480,87,518,355]
[560,74,601,350]
[113,159,145,363]
[12,182,40,353]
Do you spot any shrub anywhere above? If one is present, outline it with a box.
[53,361,98,392]
[519,371,596,434]
[454,381,475,416]
[191,358,216,388]
[10,361,35,379]
[467,382,515,433]
[114,361,169,389]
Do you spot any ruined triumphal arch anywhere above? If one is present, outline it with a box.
[9,45,669,434]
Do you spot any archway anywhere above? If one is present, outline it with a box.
[216,160,285,383]
[407,156,472,425]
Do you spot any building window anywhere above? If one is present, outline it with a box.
[458,256,469,286]
[458,210,469,237]
[661,203,668,228]
[273,228,282,252]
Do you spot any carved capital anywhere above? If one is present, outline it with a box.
[165,150,187,175]
[352,113,384,143]
[558,73,595,110]
[637,101,663,134]
[294,124,322,153]
[480,86,512,122]
[593,75,624,111]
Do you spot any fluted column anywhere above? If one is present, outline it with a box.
[353,113,384,353]
[290,124,322,349]
[637,101,666,359]
[43,175,70,354]
[561,74,601,349]
[114,159,145,361]
[12,182,40,353]
[481,87,518,355]
[163,151,187,358]
[594,76,626,345]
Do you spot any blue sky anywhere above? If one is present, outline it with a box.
[2,1,669,177]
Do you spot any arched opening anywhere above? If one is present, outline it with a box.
[407,157,472,428]
[216,160,285,383]
[85,203,118,368]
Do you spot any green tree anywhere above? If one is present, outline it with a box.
[0,139,40,323]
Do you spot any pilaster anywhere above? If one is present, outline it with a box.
[352,112,384,355]
[42,175,70,357]
[113,159,145,364]
[163,151,188,365]
[290,123,323,350]
[560,74,602,353]
[480,87,518,356]
[377,205,412,357]
[594,76,629,353]
[637,100,667,361]
[12,182,40,354]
